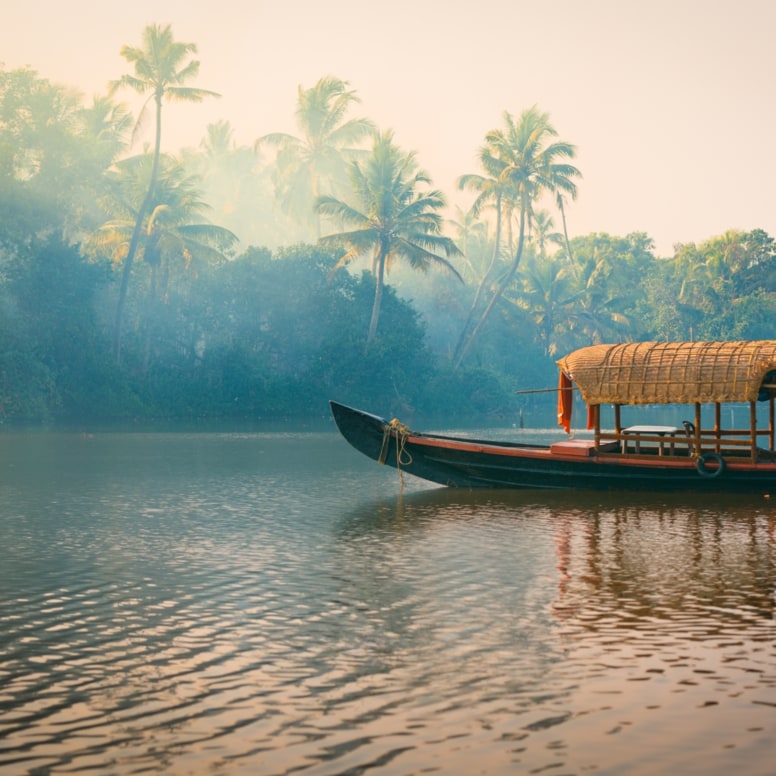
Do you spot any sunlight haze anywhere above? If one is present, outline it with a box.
[4,0,775,256]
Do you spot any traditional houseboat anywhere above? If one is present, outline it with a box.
[330,341,776,493]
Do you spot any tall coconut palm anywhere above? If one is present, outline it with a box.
[316,130,461,346]
[453,107,580,370]
[109,23,219,363]
[530,210,564,260]
[453,165,512,361]
[505,213,571,356]
[258,76,375,240]
[91,153,237,368]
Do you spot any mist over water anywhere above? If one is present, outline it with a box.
[1,430,775,774]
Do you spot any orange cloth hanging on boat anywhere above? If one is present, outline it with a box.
[587,403,596,430]
[557,371,573,434]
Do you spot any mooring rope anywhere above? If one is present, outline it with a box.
[378,418,413,485]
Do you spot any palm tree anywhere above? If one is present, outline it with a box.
[453,164,512,362]
[182,120,278,245]
[90,154,237,368]
[78,94,132,167]
[108,23,219,363]
[258,76,375,240]
[447,203,491,280]
[316,130,462,346]
[508,249,574,355]
[570,259,632,345]
[453,107,580,370]
[61,95,134,239]
[530,210,564,260]
[93,156,236,283]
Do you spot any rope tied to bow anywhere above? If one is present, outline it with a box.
[378,418,413,478]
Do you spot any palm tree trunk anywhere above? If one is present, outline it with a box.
[113,187,154,363]
[366,250,386,348]
[454,202,527,371]
[141,262,160,375]
[452,196,503,363]
[113,95,163,365]
[558,195,578,279]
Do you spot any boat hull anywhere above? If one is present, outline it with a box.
[330,401,776,494]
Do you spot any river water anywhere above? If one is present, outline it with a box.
[1,428,775,775]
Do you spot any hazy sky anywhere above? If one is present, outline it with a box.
[4,0,776,255]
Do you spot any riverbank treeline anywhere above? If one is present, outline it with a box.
[4,231,773,427]
[1,237,553,425]
[1,29,774,426]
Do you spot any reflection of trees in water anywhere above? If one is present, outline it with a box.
[337,492,776,636]
[327,489,776,759]
[331,490,776,672]
[553,504,776,627]
[548,500,776,772]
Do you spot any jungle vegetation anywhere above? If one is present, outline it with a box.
[1,24,774,427]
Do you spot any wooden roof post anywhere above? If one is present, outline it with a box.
[593,404,601,447]
[694,403,702,454]
[750,401,758,463]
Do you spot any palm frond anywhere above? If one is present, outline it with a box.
[165,86,221,103]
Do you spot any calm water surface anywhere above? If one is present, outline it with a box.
[1,429,775,775]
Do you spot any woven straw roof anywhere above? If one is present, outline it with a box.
[556,341,776,405]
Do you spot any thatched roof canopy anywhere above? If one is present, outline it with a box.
[556,341,776,406]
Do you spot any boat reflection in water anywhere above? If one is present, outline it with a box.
[334,488,776,775]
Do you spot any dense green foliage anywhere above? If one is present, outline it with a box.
[1,31,774,427]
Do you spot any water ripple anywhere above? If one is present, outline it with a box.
[1,434,776,774]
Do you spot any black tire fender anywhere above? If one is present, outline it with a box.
[696,452,726,478]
